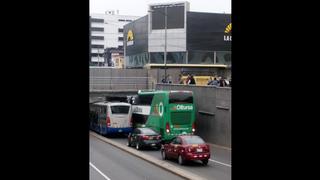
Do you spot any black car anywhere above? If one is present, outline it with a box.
[127,127,162,150]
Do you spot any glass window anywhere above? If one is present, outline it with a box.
[183,136,205,144]
[91,18,104,23]
[166,52,186,64]
[91,36,104,40]
[118,28,124,33]
[91,27,104,32]
[118,37,124,41]
[216,51,231,65]
[188,51,214,64]
[169,92,193,103]
[150,52,164,64]
[91,44,104,48]
[140,128,157,135]
[111,106,130,114]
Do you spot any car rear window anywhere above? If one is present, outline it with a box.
[111,106,130,114]
[183,136,205,144]
[140,128,157,135]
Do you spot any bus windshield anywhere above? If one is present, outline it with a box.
[111,106,130,114]
[169,92,193,104]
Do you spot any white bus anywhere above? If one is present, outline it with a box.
[89,101,133,135]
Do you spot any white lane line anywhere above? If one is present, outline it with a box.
[90,162,111,180]
[209,159,232,167]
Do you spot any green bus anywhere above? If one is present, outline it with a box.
[135,90,196,142]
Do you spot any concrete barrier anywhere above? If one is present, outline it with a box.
[156,84,231,148]
[90,131,209,180]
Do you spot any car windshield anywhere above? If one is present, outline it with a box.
[183,136,205,144]
[140,128,157,135]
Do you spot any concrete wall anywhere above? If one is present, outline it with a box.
[156,84,231,148]
[90,68,151,91]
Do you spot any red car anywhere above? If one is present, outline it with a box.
[161,135,210,165]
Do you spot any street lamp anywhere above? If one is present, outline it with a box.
[149,6,168,82]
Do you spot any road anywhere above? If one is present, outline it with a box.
[90,135,185,180]
[106,135,231,180]
[90,133,231,180]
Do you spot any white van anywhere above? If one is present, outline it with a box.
[89,101,133,135]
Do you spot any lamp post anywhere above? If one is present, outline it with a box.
[164,6,168,83]
[149,6,168,82]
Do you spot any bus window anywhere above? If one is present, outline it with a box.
[169,92,193,104]
[111,106,130,114]
[138,94,154,105]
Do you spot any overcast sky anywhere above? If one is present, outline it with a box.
[90,0,231,16]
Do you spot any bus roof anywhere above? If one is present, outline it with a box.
[138,90,193,95]
[93,102,131,106]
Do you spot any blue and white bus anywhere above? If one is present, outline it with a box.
[89,102,133,135]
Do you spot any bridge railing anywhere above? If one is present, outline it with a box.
[89,77,153,91]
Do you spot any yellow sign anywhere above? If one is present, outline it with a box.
[224,23,232,34]
[127,30,134,41]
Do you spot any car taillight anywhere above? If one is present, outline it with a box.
[106,116,111,127]
[141,135,149,140]
[166,123,170,133]
[192,123,195,133]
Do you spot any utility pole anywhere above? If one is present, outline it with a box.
[164,6,167,83]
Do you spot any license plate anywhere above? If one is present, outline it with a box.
[118,129,122,132]
[151,144,155,146]
[196,148,203,152]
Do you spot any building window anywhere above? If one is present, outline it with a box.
[91,18,104,23]
[188,51,214,64]
[118,28,124,33]
[118,19,125,22]
[126,20,132,22]
[91,27,104,32]
[118,45,123,49]
[91,36,104,40]
[215,51,231,65]
[91,44,104,48]
[118,37,124,41]
[91,53,104,57]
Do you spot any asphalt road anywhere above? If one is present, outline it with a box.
[91,133,231,180]
[90,135,185,180]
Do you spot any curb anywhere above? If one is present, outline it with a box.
[90,131,209,180]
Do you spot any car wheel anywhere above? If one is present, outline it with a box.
[178,155,185,165]
[161,150,167,160]
[136,142,140,150]
[202,159,209,166]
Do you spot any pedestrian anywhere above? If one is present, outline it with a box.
[208,77,219,86]
[189,75,196,85]
[167,75,172,84]
[178,74,184,84]
[161,75,167,83]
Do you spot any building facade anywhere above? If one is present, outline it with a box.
[90,11,140,66]
[123,1,231,70]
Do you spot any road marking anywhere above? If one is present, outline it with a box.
[90,162,111,180]
[209,159,232,167]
